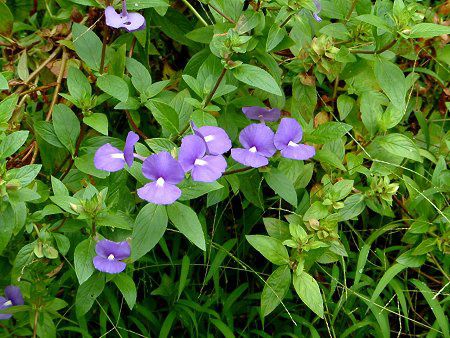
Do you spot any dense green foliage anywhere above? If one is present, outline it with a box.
[0,0,449,337]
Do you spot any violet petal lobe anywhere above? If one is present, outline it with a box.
[95,240,131,261]
[274,118,303,150]
[4,286,24,306]
[137,181,182,205]
[191,155,227,182]
[193,125,232,155]
[94,144,125,172]
[141,152,185,184]
[123,131,139,167]
[242,106,281,122]
[105,6,127,28]
[93,256,127,274]
[231,148,269,168]
[239,123,276,157]
[0,297,12,320]
[281,144,316,160]
[122,12,146,32]
[178,135,206,172]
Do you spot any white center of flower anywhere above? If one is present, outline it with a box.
[156,177,165,187]
[110,153,125,159]
[249,146,257,153]
[194,158,208,166]
[288,141,299,147]
[204,135,214,142]
[107,254,115,261]
[3,300,12,306]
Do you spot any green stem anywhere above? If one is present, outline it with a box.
[202,67,227,108]
[223,167,252,175]
[345,0,358,22]
[350,39,397,54]
[209,3,235,24]
[180,0,208,26]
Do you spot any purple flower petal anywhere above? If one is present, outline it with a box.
[274,118,303,150]
[4,286,23,306]
[193,125,232,155]
[0,297,12,320]
[93,256,127,274]
[242,106,281,122]
[231,148,269,168]
[313,0,322,22]
[191,155,227,182]
[178,135,206,172]
[105,6,127,28]
[239,124,276,157]
[95,240,131,260]
[141,152,185,184]
[94,143,125,172]
[122,12,146,32]
[280,144,316,160]
[137,181,181,205]
[123,131,139,167]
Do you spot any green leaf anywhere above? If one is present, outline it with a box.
[264,169,297,207]
[0,205,14,254]
[409,23,450,39]
[266,23,285,52]
[360,91,385,136]
[330,194,366,221]
[0,3,14,35]
[261,265,291,316]
[17,52,29,81]
[67,67,91,102]
[375,133,421,162]
[145,138,177,153]
[337,95,354,120]
[6,164,41,186]
[74,154,110,178]
[177,255,190,299]
[113,274,137,309]
[126,57,152,94]
[314,149,346,171]
[72,23,103,71]
[245,235,289,265]
[293,272,324,318]
[34,121,64,148]
[305,122,352,144]
[74,238,96,284]
[0,130,29,159]
[97,75,129,102]
[0,73,8,91]
[53,104,80,154]
[303,201,329,221]
[132,203,168,260]
[374,59,407,111]
[0,94,18,125]
[410,279,450,338]
[263,218,291,241]
[179,180,223,201]
[233,64,282,96]
[126,0,169,10]
[210,319,235,338]
[167,202,206,251]
[356,14,392,32]
[146,101,179,135]
[76,273,105,315]
[83,113,108,135]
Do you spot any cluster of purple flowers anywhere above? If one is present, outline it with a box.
[94,106,315,206]
[0,286,23,320]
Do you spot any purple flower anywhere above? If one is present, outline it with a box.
[93,239,131,274]
[242,106,281,122]
[137,152,185,205]
[105,0,146,32]
[231,124,276,168]
[312,0,322,22]
[274,118,315,160]
[94,131,139,172]
[0,286,24,320]
[178,135,227,182]
[191,122,231,155]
